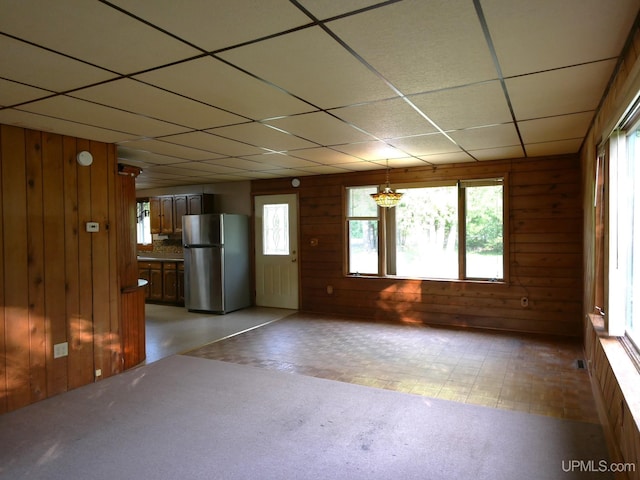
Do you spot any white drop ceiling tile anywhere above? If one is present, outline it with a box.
[388,134,460,156]
[331,98,438,139]
[296,165,352,175]
[117,146,193,166]
[418,151,476,165]
[20,96,189,138]
[0,0,199,75]
[327,0,497,94]
[0,36,116,92]
[507,60,616,121]
[241,153,318,169]
[117,139,220,161]
[204,158,275,171]
[163,131,264,157]
[468,146,525,161]
[176,162,242,174]
[72,79,246,130]
[265,112,374,146]
[136,57,312,120]
[332,141,407,161]
[291,147,362,165]
[518,112,593,144]
[110,0,310,52]
[448,124,520,150]
[410,81,512,130]
[525,139,583,157]
[258,168,313,177]
[482,0,638,77]
[219,26,394,109]
[232,171,282,179]
[208,123,317,151]
[0,109,135,144]
[372,157,430,168]
[143,165,203,177]
[190,162,247,175]
[333,161,384,171]
[0,79,51,107]
[296,0,383,20]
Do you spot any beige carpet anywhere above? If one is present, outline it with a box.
[0,355,611,479]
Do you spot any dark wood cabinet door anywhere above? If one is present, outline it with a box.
[148,267,163,301]
[149,197,161,234]
[138,268,151,299]
[159,197,174,234]
[187,194,202,215]
[163,268,177,302]
[173,195,187,233]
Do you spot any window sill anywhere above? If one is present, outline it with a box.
[346,274,506,285]
[590,314,640,432]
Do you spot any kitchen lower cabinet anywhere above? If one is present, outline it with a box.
[138,260,184,306]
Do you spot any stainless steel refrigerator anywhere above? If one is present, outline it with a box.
[182,213,251,314]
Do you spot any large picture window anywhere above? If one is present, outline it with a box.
[346,178,505,281]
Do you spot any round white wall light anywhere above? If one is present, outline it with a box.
[76,151,93,166]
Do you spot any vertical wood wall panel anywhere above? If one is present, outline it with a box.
[1,125,31,410]
[42,132,68,396]
[0,128,6,413]
[0,125,124,412]
[25,129,47,403]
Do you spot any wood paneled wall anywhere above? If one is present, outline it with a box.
[580,19,640,479]
[252,153,583,337]
[0,125,122,414]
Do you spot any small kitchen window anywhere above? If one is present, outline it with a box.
[137,199,152,246]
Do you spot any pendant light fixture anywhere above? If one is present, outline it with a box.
[370,159,403,208]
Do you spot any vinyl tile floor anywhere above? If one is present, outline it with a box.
[146,306,599,424]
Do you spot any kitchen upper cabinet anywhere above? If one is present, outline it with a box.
[149,196,175,235]
[150,194,215,235]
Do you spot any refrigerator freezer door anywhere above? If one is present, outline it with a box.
[184,245,224,312]
[183,214,223,246]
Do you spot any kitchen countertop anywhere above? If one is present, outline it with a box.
[137,255,183,262]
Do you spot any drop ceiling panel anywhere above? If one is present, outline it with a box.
[327,0,498,95]
[469,146,525,161]
[332,141,408,161]
[482,0,638,76]
[331,98,438,139]
[296,0,382,20]
[0,0,199,75]
[0,36,116,92]
[205,158,276,171]
[265,112,374,146]
[296,165,352,175]
[506,60,616,120]
[21,96,189,138]
[388,134,461,157]
[418,151,475,164]
[118,139,222,161]
[0,109,135,144]
[162,131,265,157]
[518,112,593,144]
[135,57,312,120]
[72,79,246,130]
[241,153,318,169]
[291,147,362,165]
[208,123,317,151]
[110,0,310,52]
[176,162,244,174]
[448,124,521,150]
[410,81,512,130]
[219,26,394,109]
[117,146,193,166]
[526,139,584,157]
[0,79,50,107]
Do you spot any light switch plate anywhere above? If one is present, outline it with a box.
[53,342,68,359]
[86,222,99,232]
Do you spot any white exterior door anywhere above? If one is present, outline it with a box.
[254,194,299,309]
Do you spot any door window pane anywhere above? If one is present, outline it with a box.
[465,184,504,279]
[395,186,458,279]
[263,204,289,255]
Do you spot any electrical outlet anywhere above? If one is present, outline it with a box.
[95,369,102,378]
[53,342,68,358]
